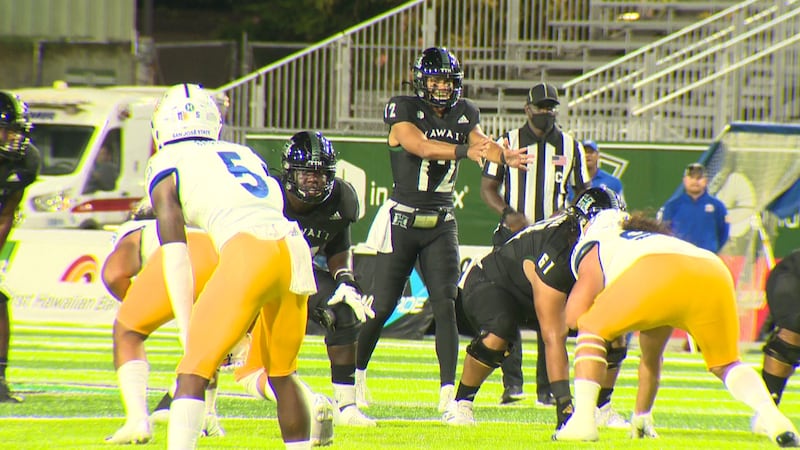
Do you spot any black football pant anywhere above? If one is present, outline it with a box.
[493,225,549,395]
[357,218,460,386]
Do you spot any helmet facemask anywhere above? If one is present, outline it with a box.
[0,92,31,160]
[282,131,337,204]
[571,187,626,227]
[412,47,463,108]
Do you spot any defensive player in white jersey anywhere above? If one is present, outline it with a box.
[553,203,800,447]
[146,83,316,450]
[103,206,335,446]
[102,206,221,444]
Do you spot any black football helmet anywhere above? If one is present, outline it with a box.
[412,47,463,108]
[571,186,625,224]
[282,131,337,204]
[0,91,32,160]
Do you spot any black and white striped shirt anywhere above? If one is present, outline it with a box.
[483,123,589,221]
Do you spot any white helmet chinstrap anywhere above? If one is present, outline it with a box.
[152,83,222,150]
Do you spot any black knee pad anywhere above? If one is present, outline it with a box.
[763,332,800,367]
[325,322,360,347]
[466,333,509,369]
[312,302,360,334]
[605,345,628,370]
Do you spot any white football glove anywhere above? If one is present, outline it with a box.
[327,283,376,323]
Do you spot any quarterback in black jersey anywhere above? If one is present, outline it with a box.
[0,91,40,403]
[443,188,625,431]
[357,46,525,413]
[234,131,377,427]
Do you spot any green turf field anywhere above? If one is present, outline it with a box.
[0,322,793,449]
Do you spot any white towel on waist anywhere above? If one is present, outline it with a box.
[285,225,317,295]
[364,200,396,254]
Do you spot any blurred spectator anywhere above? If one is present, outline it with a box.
[658,163,729,253]
[85,144,119,193]
[568,140,624,202]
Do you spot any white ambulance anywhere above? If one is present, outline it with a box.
[11,85,166,229]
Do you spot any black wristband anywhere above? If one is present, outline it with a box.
[334,268,360,291]
[501,206,516,220]
[454,144,469,160]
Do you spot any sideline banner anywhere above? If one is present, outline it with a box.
[2,228,493,339]
[4,229,119,325]
[0,228,766,341]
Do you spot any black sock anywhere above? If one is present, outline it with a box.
[0,358,7,380]
[597,387,613,408]
[331,363,356,385]
[455,383,480,402]
[762,370,788,405]
[153,391,172,412]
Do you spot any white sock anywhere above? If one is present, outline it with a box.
[333,383,356,409]
[284,441,312,449]
[574,379,601,424]
[724,363,783,423]
[117,360,149,423]
[355,368,367,383]
[204,385,218,415]
[167,398,204,450]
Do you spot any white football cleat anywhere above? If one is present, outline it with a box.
[766,414,800,448]
[438,384,455,413]
[105,419,153,445]
[751,412,768,436]
[334,403,377,427]
[201,413,225,437]
[442,400,475,426]
[553,415,599,441]
[354,370,371,409]
[311,394,335,446]
[630,412,659,439]
[596,403,629,429]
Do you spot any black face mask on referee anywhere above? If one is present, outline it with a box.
[525,103,557,134]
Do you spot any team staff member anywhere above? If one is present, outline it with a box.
[147,83,317,449]
[443,188,623,429]
[753,248,800,435]
[235,130,376,428]
[658,162,729,253]
[480,82,589,407]
[554,207,799,447]
[567,140,624,201]
[0,91,40,404]
[358,47,523,413]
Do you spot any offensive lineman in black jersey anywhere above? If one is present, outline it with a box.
[0,91,40,403]
[442,188,625,432]
[234,131,378,428]
[753,249,800,435]
[356,47,522,413]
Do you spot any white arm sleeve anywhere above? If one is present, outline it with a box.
[161,242,194,350]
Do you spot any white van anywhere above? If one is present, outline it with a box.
[11,85,166,229]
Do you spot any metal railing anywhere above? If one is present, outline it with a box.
[562,0,800,142]
[216,0,757,142]
[215,0,604,141]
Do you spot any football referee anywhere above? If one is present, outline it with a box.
[479,82,589,409]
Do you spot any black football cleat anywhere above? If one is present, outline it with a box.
[0,377,23,403]
[776,431,800,448]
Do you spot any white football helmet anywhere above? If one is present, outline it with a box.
[151,83,222,150]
